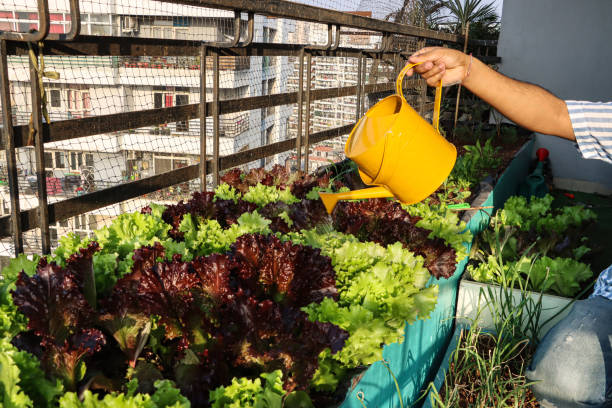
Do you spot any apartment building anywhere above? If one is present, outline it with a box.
[286,15,378,171]
[0,0,293,254]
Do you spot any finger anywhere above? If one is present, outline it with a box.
[413,61,435,74]
[426,69,446,87]
[421,62,445,80]
[408,47,440,63]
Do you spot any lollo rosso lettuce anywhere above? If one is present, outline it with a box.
[8,232,347,404]
[11,247,105,390]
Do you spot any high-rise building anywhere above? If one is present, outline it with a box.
[286,15,379,171]
[0,0,293,254]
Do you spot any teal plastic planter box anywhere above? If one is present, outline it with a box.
[340,139,535,408]
[421,325,466,408]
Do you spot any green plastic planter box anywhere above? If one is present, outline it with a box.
[340,139,535,408]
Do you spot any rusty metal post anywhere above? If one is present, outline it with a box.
[212,49,220,186]
[295,48,305,171]
[1,40,23,255]
[303,52,312,173]
[453,22,470,137]
[29,44,51,254]
[199,45,207,191]
[417,38,427,115]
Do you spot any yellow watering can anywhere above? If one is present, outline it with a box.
[319,62,457,214]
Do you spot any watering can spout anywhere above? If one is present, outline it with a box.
[319,186,394,214]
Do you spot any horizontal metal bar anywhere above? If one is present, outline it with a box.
[220,124,354,170]
[0,123,354,238]
[7,36,421,59]
[10,82,400,148]
[159,0,460,43]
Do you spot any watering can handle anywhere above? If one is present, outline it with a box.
[396,62,443,133]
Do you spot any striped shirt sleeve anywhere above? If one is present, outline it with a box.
[565,101,612,164]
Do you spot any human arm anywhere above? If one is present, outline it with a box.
[406,47,575,141]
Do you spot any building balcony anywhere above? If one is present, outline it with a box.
[118,56,250,71]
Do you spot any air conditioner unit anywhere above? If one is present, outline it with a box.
[122,16,139,33]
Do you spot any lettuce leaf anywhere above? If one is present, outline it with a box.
[58,379,189,408]
[209,370,284,408]
[403,202,472,263]
[242,184,300,207]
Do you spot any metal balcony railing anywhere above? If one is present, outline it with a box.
[0,0,498,256]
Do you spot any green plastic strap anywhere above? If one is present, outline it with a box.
[448,203,470,209]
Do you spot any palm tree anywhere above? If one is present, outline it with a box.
[442,0,499,34]
[385,0,446,29]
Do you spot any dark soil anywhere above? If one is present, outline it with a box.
[439,333,540,408]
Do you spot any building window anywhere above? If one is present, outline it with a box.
[82,13,113,36]
[153,154,194,175]
[1,198,10,216]
[50,89,61,107]
[175,94,189,131]
[173,17,189,27]
[154,91,189,131]
[66,87,91,118]
[55,152,65,168]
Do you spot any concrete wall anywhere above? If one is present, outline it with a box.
[498,0,612,192]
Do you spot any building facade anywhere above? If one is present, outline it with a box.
[0,0,293,254]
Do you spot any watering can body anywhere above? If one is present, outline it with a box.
[319,63,457,214]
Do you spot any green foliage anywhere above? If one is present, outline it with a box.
[469,254,593,298]
[147,203,168,220]
[0,339,63,408]
[214,184,241,203]
[180,211,272,257]
[209,370,286,408]
[433,179,472,205]
[295,230,437,370]
[450,138,501,187]
[53,233,90,264]
[0,254,39,339]
[443,0,499,35]
[500,195,597,234]
[94,212,171,259]
[242,184,299,207]
[469,193,597,298]
[58,379,189,408]
[403,202,472,262]
[474,194,597,265]
[427,260,546,407]
[49,212,174,296]
[0,349,32,408]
